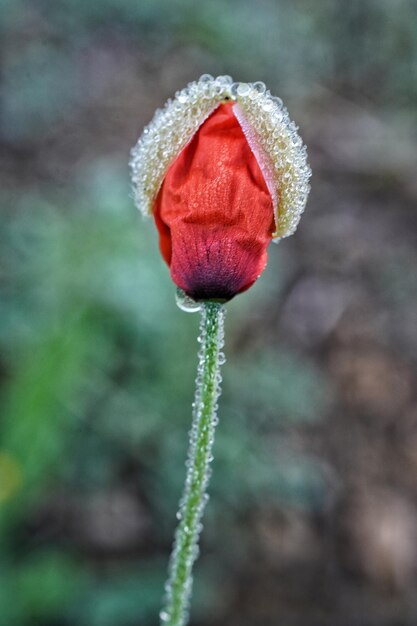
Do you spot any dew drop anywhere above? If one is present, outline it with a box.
[236,82,251,96]
[271,95,283,108]
[199,73,214,83]
[176,288,202,313]
[253,81,266,94]
[262,99,274,111]
[230,82,239,98]
[217,74,233,85]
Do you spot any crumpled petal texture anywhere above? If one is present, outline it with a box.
[154,102,275,301]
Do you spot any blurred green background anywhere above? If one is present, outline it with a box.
[1,1,417,625]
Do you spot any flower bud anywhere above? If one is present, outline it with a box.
[130,75,311,301]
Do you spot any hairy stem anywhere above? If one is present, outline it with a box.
[160,301,226,626]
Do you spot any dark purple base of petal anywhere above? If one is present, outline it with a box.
[169,226,268,301]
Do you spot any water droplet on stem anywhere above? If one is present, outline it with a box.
[176,288,202,313]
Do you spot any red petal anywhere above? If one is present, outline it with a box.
[154,102,274,300]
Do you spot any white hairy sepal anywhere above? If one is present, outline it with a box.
[129,74,311,241]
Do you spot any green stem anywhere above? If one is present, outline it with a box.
[160,301,226,626]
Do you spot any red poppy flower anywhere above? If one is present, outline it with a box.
[130,75,311,302]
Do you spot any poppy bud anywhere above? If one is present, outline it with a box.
[130,75,311,302]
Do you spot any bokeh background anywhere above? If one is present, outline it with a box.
[1,1,417,624]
